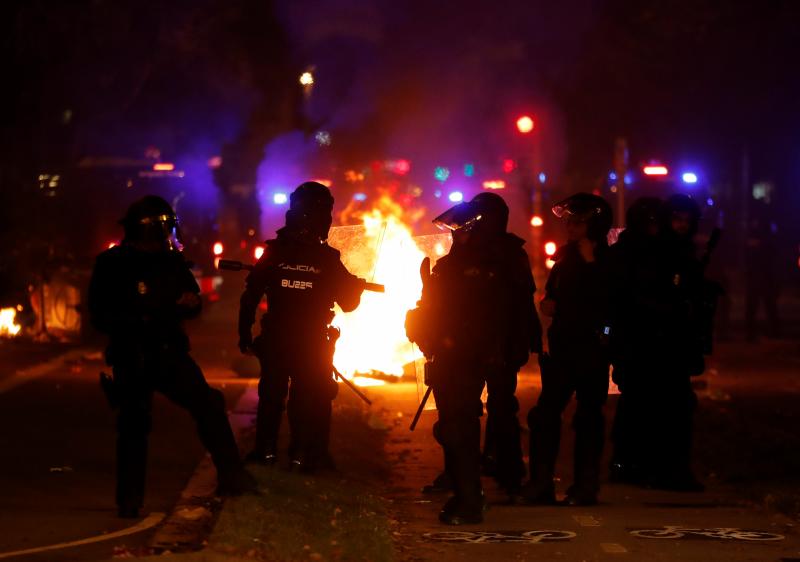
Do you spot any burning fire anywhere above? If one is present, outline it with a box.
[330,197,430,381]
[0,307,22,337]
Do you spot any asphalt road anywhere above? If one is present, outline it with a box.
[0,303,251,562]
[376,340,800,561]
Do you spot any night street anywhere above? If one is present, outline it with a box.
[0,298,798,561]
[3,1,800,560]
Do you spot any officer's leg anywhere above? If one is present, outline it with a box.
[571,360,609,503]
[652,376,702,490]
[610,359,645,483]
[485,367,525,492]
[422,421,453,494]
[285,362,336,471]
[433,368,485,524]
[157,354,253,493]
[251,363,290,462]
[524,353,573,502]
[115,371,152,517]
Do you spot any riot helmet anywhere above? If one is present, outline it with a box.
[552,192,613,243]
[285,181,335,241]
[662,194,700,238]
[470,192,509,235]
[120,196,183,252]
[625,197,663,237]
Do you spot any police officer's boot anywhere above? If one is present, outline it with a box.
[438,489,487,525]
[245,441,278,466]
[422,471,453,494]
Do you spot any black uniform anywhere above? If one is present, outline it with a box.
[608,198,664,483]
[646,213,705,489]
[89,244,247,514]
[526,242,611,503]
[411,226,537,522]
[238,228,364,469]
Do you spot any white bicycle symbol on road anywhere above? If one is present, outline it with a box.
[424,530,577,544]
[630,526,785,541]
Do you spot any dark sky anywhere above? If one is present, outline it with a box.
[4,0,800,212]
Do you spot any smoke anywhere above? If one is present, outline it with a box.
[255,0,596,237]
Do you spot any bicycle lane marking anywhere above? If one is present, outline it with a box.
[0,513,165,559]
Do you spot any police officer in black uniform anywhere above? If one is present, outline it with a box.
[238,182,366,472]
[645,193,705,491]
[407,192,539,524]
[89,196,256,519]
[522,193,612,507]
[607,197,664,484]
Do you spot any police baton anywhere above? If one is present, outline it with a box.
[409,385,432,432]
[332,366,373,406]
[217,260,385,292]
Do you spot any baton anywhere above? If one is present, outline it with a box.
[218,260,384,292]
[333,366,373,406]
[409,385,432,432]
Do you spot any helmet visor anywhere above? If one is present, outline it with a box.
[432,202,484,232]
[139,214,184,252]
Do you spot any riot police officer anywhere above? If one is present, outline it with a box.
[522,193,612,507]
[407,192,539,524]
[645,193,705,491]
[89,196,256,519]
[238,182,366,473]
[608,197,664,484]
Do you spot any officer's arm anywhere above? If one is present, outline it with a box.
[514,252,543,354]
[540,263,559,317]
[332,256,365,313]
[176,258,202,319]
[238,257,270,342]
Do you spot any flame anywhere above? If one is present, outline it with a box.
[330,196,428,380]
[0,307,22,337]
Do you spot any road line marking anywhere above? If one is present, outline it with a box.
[0,512,165,559]
[601,543,628,553]
[573,515,601,527]
[0,348,95,394]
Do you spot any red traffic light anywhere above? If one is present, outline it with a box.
[516,115,535,134]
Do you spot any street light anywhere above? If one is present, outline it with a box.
[299,71,314,86]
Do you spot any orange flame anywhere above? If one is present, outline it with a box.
[329,196,429,380]
[0,307,22,337]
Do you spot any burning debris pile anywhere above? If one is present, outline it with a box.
[0,307,22,337]
[328,196,450,385]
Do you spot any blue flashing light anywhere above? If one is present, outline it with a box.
[706,198,714,207]
[434,189,442,198]
[464,163,475,177]
[682,172,698,184]
[448,191,464,203]
[273,192,288,205]
[538,172,547,184]
[609,172,617,181]
[624,173,633,185]
[353,192,367,201]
